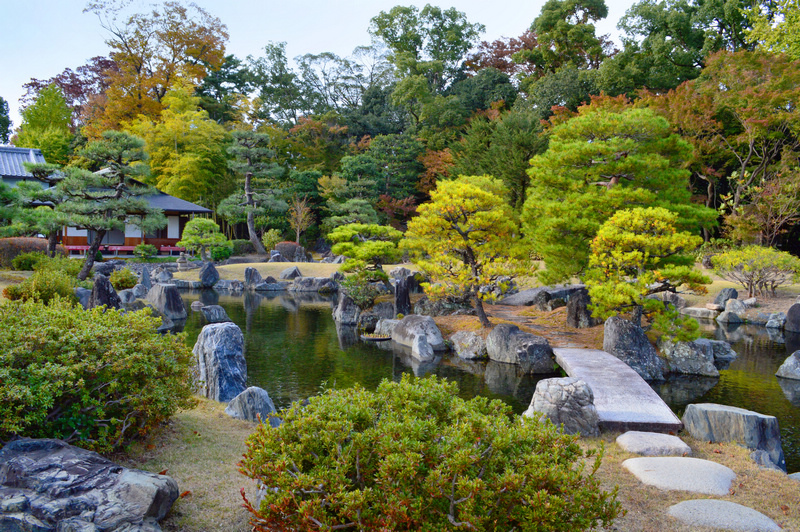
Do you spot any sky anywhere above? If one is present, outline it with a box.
[1,0,636,131]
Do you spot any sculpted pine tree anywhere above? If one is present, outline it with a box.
[522,98,715,284]
[60,131,166,280]
[585,207,709,340]
[227,130,285,255]
[402,175,528,327]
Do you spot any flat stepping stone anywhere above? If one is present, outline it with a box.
[668,500,781,531]
[616,431,692,456]
[623,457,735,495]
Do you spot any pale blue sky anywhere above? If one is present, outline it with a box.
[1,0,635,132]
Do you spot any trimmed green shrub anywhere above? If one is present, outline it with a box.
[109,268,138,290]
[0,298,195,452]
[3,270,77,304]
[134,243,158,260]
[713,246,800,297]
[33,255,84,278]
[210,243,233,261]
[240,375,621,532]
[11,251,47,271]
[0,237,66,268]
[231,239,256,256]
[274,240,303,261]
[261,229,282,253]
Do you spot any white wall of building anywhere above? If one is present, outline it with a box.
[167,216,180,239]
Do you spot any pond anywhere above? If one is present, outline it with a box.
[179,290,800,473]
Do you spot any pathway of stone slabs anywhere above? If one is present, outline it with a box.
[617,431,782,531]
[552,348,682,432]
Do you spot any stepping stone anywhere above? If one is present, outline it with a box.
[622,457,735,495]
[616,431,692,456]
[668,500,781,531]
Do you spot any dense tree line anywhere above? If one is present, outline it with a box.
[3,0,800,262]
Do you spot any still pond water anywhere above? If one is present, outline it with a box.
[179,290,800,473]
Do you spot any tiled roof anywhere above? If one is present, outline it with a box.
[146,191,212,214]
[0,146,47,178]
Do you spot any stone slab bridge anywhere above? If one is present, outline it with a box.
[553,348,683,433]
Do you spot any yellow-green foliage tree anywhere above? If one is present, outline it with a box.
[713,246,800,298]
[402,175,528,327]
[128,80,231,207]
[585,207,709,340]
[176,217,228,261]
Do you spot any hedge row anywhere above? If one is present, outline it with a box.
[0,237,66,268]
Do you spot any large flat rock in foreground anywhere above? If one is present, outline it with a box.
[553,348,682,432]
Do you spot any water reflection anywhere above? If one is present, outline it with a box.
[180,291,800,472]
[181,291,539,418]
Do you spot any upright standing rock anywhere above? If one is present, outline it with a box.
[225,386,276,423]
[485,324,554,374]
[201,305,232,323]
[139,266,152,290]
[244,267,263,288]
[193,322,247,402]
[394,273,412,317]
[332,291,360,325]
[198,262,219,288]
[603,316,665,381]
[566,288,599,328]
[146,284,188,321]
[785,303,800,333]
[88,275,121,310]
[714,287,739,307]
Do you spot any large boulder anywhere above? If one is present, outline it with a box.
[0,439,178,531]
[603,316,665,381]
[785,303,800,333]
[88,274,121,310]
[374,319,399,337]
[450,331,488,360]
[193,322,247,402]
[682,403,786,471]
[411,335,435,361]
[244,267,262,288]
[152,266,173,283]
[201,305,231,324]
[776,351,800,380]
[714,287,739,307]
[413,294,474,316]
[693,338,737,369]
[357,301,395,333]
[657,339,719,377]
[485,324,554,374]
[74,286,91,310]
[225,387,276,423]
[680,307,720,320]
[198,262,219,288]
[279,266,302,280]
[522,377,599,436]
[391,315,446,352]
[332,291,360,325]
[289,277,338,293]
[146,283,187,321]
[499,285,584,306]
[566,288,600,328]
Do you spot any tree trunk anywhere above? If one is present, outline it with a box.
[244,172,267,255]
[473,295,491,328]
[47,230,59,258]
[78,231,106,281]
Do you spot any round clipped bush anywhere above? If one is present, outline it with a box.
[210,243,233,261]
[0,299,195,452]
[11,251,47,271]
[134,243,158,260]
[2,270,77,304]
[109,268,138,290]
[240,375,621,531]
[261,229,282,254]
